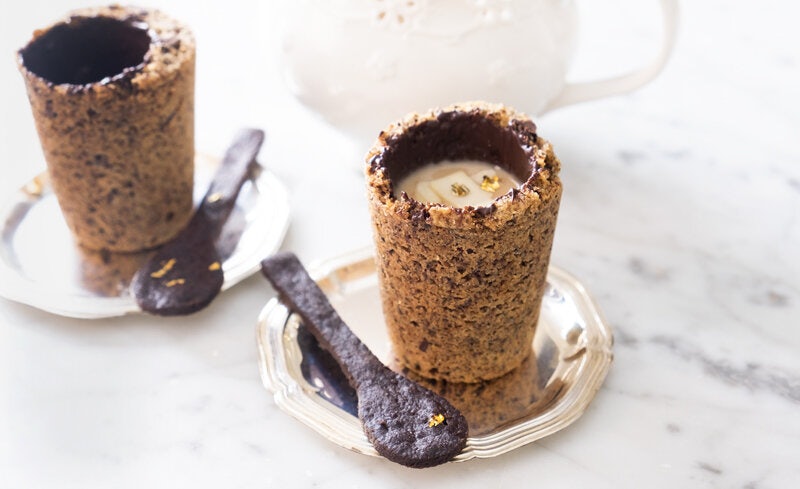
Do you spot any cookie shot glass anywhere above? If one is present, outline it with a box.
[17,5,195,252]
[366,102,562,383]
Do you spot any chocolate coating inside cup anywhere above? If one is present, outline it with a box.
[377,111,535,189]
[20,16,150,85]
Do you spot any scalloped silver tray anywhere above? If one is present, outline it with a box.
[256,248,613,462]
[0,155,290,318]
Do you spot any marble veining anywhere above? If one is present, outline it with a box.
[650,335,800,403]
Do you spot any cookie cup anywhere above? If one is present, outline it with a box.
[17,5,195,251]
[366,102,562,383]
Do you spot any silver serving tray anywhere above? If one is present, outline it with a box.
[256,248,613,462]
[0,155,290,318]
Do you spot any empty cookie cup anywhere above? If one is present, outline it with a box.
[17,5,195,252]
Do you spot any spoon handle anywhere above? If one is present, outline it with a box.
[197,128,265,239]
[261,252,376,380]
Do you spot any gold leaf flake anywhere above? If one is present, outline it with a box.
[428,413,446,427]
[450,183,469,197]
[150,258,176,278]
[480,175,500,192]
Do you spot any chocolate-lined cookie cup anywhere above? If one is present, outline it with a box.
[17,5,195,252]
[366,102,562,383]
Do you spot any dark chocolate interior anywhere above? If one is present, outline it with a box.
[379,111,535,187]
[21,16,150,85]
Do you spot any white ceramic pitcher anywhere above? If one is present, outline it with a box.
[280,0,679,143]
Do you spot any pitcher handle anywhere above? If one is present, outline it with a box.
[544,0,680,112]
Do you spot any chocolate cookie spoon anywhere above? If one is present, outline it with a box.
[261,252,468,468]
[131,128,265,315]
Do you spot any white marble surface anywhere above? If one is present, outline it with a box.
[1,1,798,488]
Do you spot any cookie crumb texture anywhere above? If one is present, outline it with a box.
[367,102,562,383]
[18,6,195,252]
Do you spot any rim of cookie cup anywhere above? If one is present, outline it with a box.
[17,5,195,96]
[366,101,561,231]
